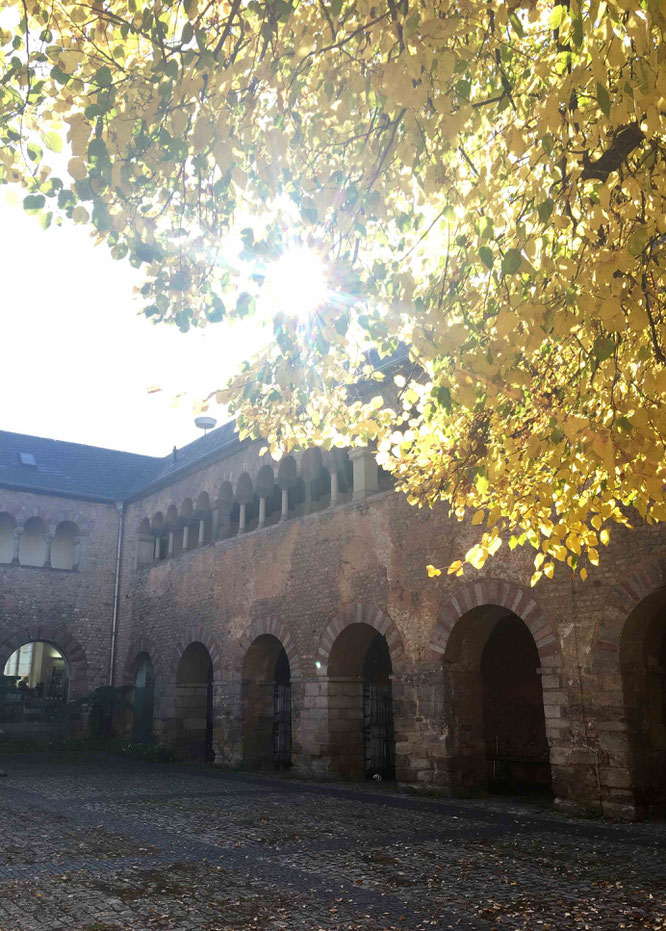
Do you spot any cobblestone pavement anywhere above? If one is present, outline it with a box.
[0,754,664,930]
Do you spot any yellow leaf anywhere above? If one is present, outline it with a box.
[67,157,87,181]
[472,510,485,525]
[426,564,442,577]
[447,559,463,575]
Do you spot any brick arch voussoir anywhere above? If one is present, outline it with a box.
[18,508,51,531]
[121,635,165,686]
[429,578,561,668]
[237,618,302,679]
[316,603,406,676]
[169,626,224,682]
[52,510,94,535]
[589,556,666,670]
[0,625,89,693]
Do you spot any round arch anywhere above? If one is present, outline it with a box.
[167,626,224,683]
[238,618,302,679]
[121,634,165,686]
[588,556,666,671]
[316,603,406,675]
[587,556,666,814]
[429,578,561,668]
[0,626,88,697]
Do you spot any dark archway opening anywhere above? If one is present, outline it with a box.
[242,634,291,769]
[481,616,551,792]
[131,652,155,744]
[621,589,666,814]
[443,606,552,795]
[328,622,395,780]
[175,642,214,762]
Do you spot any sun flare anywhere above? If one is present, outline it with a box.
[263,247,328,320]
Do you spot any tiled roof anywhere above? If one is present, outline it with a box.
[0,421,241,502]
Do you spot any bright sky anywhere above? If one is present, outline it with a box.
[0,198,271,456]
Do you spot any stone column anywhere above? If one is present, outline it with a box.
[350,447,378,501]
[211,505,220,541]
[12,529,21,565]
[258,497,266,529]
[44,533,53,569]
[198,519,205,546]
[44,534,52,568]
[281,488,289,521]
[238,503,246,534]
[154,535,161,561]
[182,524,190,551]
[329,471,339,507]
[167,530,174,558]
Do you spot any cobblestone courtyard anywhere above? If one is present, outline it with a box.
[0,755,664,930]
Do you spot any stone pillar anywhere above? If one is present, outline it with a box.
[330,471,339,507]
[280,488,288,521]
[350,447,378,501]
[167,530,175,558]
[305,481,312,513]
[154,535,161,561]
[12,529,20,565]
[238,503,246,534]
[198,519,205,546]
[291,677,331,777]
[43,534,52,569]
[258,497,266,529]
[182,524,190,551]
[211,505,220,541]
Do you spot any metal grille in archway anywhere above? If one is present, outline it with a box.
[273,683,291,768]
[362,682,395,779]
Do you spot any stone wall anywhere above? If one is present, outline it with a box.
[0,489,121,697]
[115,443,666,818]
[2,438,666,820]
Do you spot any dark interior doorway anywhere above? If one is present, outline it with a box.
[242,634,291,769]
[621,589,666,813]
[327,623,396,780]
[175,642,214,761]
[443,606,552,794]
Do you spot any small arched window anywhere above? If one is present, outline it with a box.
[51,521,80,571]
[0,512,16,564]
[151,512,167,561]
[19,517,47,567]
[195,493,212,545]
[136,518,154,566]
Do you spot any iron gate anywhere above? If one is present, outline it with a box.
[273,683,291,768]
[363,681,395,779]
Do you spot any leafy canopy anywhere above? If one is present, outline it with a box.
[2,0,666,584]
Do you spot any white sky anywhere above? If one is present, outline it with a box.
[0,198,271,456]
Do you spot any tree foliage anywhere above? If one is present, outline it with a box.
[1,0,665,583]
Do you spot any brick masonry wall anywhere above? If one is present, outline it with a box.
[117,450,666,819]
[2,438,665,820]
[0,490,121,697]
